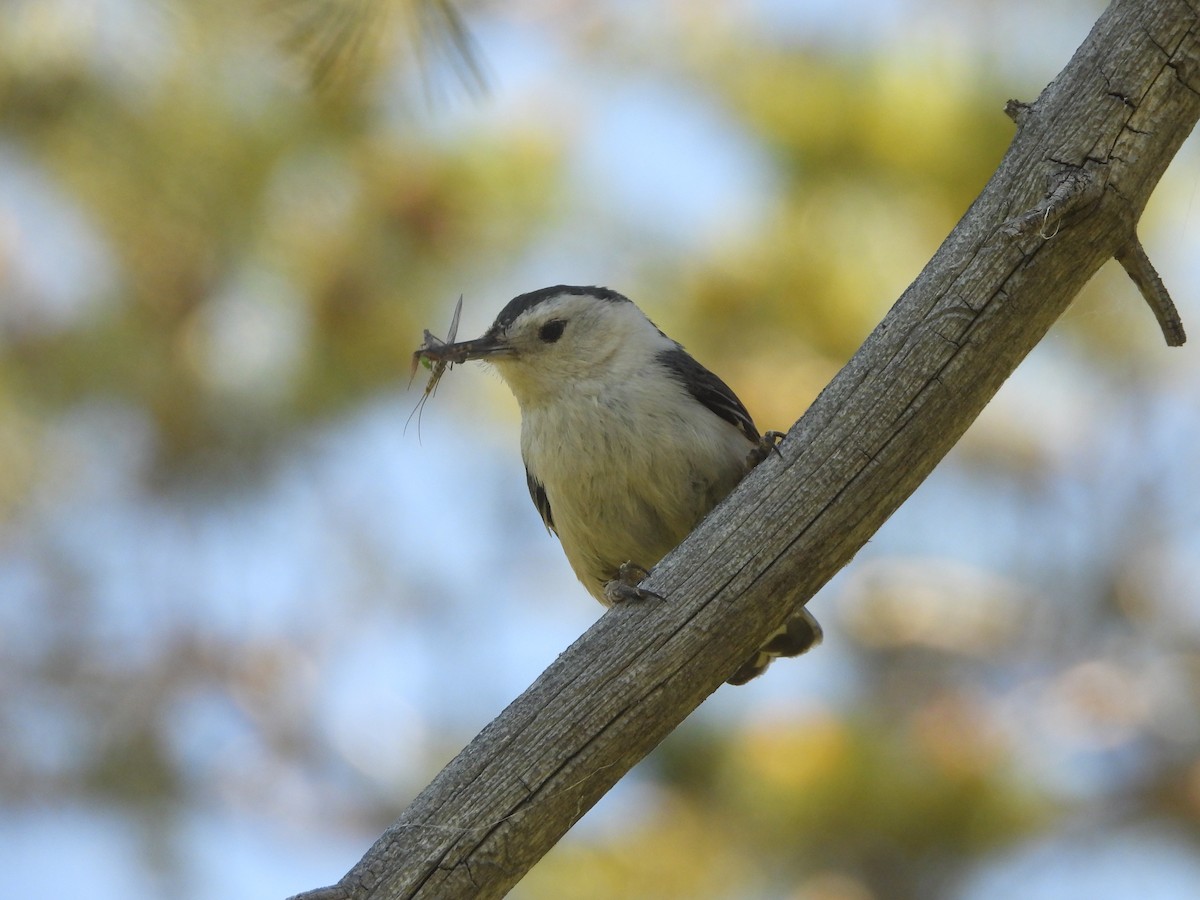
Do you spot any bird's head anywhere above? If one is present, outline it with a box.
[424,285,666,406]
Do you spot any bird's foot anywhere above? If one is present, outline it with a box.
[745,430,785,469]
[603,561,663,605]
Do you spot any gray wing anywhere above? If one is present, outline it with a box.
[657,346,760,443]
[526,468,555,534]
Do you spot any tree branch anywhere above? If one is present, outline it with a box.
[1116,234,1188,345]
[293,0,1199,897]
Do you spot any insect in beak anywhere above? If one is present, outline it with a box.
[406,295,463,435]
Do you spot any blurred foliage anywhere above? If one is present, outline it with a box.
[2,1,1200,899]
[0,0,558,483]
[690,46,1013,356]
[521,705,1049,899]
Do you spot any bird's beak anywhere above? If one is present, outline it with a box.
[420,330,515,365]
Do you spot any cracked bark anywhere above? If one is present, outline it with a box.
[291,0,1199,897]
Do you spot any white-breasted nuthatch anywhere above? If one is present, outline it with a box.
[420,285,821,684]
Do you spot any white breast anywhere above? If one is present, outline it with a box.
[520,364,751,604]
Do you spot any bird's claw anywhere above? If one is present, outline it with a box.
[603,561,663,604]
[745,430,786,469]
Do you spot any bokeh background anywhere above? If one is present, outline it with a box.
[3,0,1200,897]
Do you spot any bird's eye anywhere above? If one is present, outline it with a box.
[538,320,566,343]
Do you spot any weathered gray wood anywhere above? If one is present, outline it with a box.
[292,1,1199,897]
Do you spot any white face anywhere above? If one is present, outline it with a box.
[482,291,667,407]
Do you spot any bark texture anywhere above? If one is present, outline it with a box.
[293,1,1200,897]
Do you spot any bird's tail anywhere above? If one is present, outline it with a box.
[727,608,823,685]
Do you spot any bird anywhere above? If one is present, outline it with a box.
[420,285,821,684]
